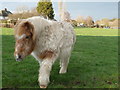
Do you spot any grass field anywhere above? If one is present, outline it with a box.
[1,27,118,88]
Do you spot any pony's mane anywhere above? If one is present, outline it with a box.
[27,16,54,23]
[25,16,55,33]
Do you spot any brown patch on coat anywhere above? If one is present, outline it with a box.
[39,50,55,60]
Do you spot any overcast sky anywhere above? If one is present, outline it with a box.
[1,1,118,21]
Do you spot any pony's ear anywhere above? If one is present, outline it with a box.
[14,20,23,29]
[22,21,34,30]
[22,21,35,40]
[14,20,23,37]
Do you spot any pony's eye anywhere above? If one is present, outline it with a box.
[26,36,30,39]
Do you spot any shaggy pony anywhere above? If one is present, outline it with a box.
[14,16,76,88]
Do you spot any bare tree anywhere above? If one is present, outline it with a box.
[30,7,37,13]
[61,11,71,21]
[86,16,94,27]
[58,0,63,20]
[76,16,85,24]
[8,7,40,20]
[8,11,40,20]
[15,5,29,13]
[9,6,40,20]
[109,19,118,28]
[58,0,71,21]
[30,7,39,15]
[95,20,100,24]
[8,13,22,19]
[101,18,110,26]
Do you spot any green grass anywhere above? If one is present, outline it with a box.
[2,28,118,88]
[0,28,14,35]
[75,27,118,36]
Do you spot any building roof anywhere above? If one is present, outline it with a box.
[0,8,12,17]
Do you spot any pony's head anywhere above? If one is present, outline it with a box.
[14,21,35,61]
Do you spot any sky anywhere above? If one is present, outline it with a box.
[0,0,119,2]
[0,1,118,21]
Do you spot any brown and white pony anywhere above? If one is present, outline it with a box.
[14,16,76,88]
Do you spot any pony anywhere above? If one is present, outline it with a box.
[14,16,76,88]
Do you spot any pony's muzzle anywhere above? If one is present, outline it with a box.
[16,58,23,61]
[15,54,23,61]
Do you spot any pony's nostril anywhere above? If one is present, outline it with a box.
[18,55,21,59]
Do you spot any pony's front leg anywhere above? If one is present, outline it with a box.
[38,59,53,88]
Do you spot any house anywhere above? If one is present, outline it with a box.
[0,8,12,19]
[77,23,85,27]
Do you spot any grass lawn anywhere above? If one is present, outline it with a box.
[74,27,118,36]
[2,27,118,88]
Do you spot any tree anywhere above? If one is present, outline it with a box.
[76,16,85,24]
[58,0,64,20]
[8,11,40,20]
[109,19,118,28]
[70,20,77,27]
[95,20,100,25]
[61,11,71,21]
[58,1,71,21]
[36,0,54,19]
[101,18,110,27]
[110,18,117,22]
[86,16,94,27]
[31,7,38,13]
[16,5,29,13]
[8,7,40,20]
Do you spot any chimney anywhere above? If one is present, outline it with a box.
[5,8,7,11]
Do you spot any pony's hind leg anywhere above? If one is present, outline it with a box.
[59,47,72,74]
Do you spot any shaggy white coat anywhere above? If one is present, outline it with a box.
[24,16,76,88]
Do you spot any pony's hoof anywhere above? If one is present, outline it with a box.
[59,69,67,74]
[40,85,47,88]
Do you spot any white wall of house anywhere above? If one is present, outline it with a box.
[0,16,4,19]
